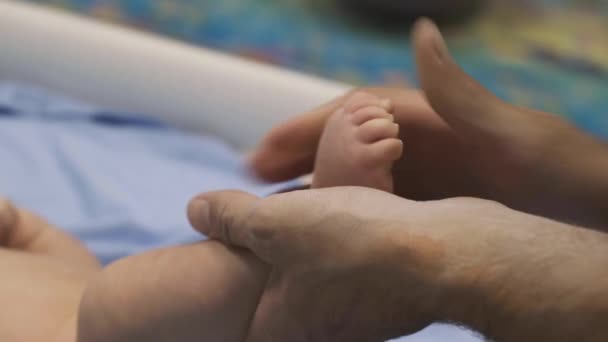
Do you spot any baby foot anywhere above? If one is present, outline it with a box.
[312,92,403,192]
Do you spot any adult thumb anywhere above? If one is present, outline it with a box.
[187,190,300,263]
[413,18,527,140]
[188,190,262,246]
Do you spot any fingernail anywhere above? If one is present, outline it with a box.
[190,199,211,234]
[431,23,449,61]
[415,17,449,61]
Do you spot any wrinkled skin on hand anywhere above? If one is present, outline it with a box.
[187,186,547,341]
[189,186,608,342]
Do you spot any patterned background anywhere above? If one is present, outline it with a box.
[25,0,608,136]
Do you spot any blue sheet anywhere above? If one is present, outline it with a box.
[0,82,481,342]
[0,82,296,264]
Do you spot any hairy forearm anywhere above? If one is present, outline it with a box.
[442,215,608,341]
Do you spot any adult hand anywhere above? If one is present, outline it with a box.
[0,198,101,342]
[188,187,608,341]
[249,19,608,228]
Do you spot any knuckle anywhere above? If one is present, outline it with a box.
[206,191,249,235]
[248,205,274,237]
[245,196,285,243]
[212,198,233,240]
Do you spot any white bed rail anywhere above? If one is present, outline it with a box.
[0,0,350,149]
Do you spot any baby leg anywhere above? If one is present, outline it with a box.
[312,92,403,192]
[78,241,269,342]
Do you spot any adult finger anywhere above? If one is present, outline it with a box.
[413,18,530,140]
[189,188,356,265]
[248,93,350,182]
[188,190,259,244]
[188,190,304,263]
[248,88,425,183]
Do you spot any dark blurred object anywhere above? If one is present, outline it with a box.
[338,0,485,22]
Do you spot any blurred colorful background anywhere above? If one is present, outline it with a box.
[26,0,608,136]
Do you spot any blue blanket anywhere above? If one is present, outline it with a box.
[0,82,295,264]
[0,82,479,342]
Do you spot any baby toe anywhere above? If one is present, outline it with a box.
[356,118,400,143]
[368,138,404,164]
[351,106,394,125]
[344,92,391,114]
